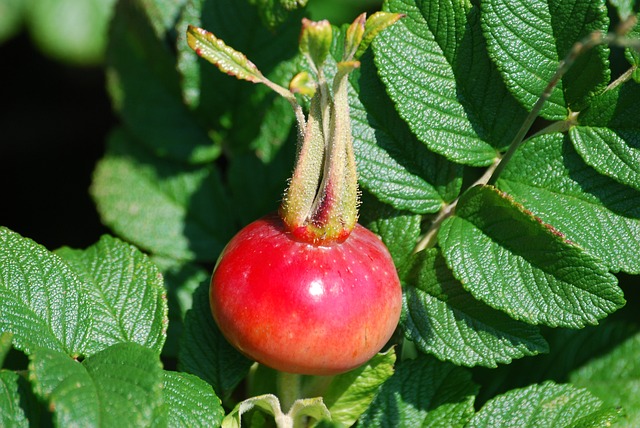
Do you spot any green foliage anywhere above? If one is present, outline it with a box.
[2,0,640,425]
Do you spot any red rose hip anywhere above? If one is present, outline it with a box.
[210,214,402,375]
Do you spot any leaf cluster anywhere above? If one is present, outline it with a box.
[1,0,640,426]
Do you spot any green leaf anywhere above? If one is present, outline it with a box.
[481,0,610,119]
[0,0,23,43]
[497,132,640,274]
[466,381,619,427]
[137,0,187,38]
[187,25,268,84]
[357,354,477,427]
[624,21,640,82]
[321,349,396,427]
[248,0,308,29]
[372,0,527,166]
[25,0,115,65]
[178,280,253,398]
[570,81,640,192]
[0,332,12,367]
[0,371,27,428]
[91,129,235,262]
[162,371,225,427]
[350,52,462,213]
[176,0,301,161]
[300,18,333,71]
[473,320,638,405]
[107,0,220,164]
[438,185,624,328]
[570,330,640,427]
[152,257,207,358]
[227,149,294,227]
[354,12,404,60]
[359,192,422,272]
[29,343,164,427]
[0,228,92,357]
[55,235,168,356]
[402,248,549,368]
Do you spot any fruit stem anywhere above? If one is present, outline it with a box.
[277,372,302,413]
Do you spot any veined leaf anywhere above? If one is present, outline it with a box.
[91,129,235,262]
[438,185,624,328]
[372,0,527,166]
[178,281,253,399]
[106,0,219,164]
[350,52,462,213]
[162,371,225,427]
[56,235,168,356]
[570,81,640,192]
[357,354,477,427]
[402,248,549,368]
[497,132,640,274]
[186,25,266,84]
[29,344,164,427]
[359,192,422,272]
[0,228,92,357]
[481,0,610,119]
[322,349,396,427]
[570,331,640,427]
[466,381,620,427]
[248,0,308,29]
[176,0,301,161]
[0,371,27,428]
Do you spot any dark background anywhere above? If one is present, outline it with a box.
[1,33,112,251]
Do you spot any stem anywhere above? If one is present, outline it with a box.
[488,18,640,185]
[277,372,302,414]
[413,157,500,253]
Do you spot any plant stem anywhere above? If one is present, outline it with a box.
[277,371,302,414]
[488,16,640,185]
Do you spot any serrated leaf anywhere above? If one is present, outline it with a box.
[0,228,92,357]
[438,185,624,328]
[570,330,640,427]
[91,129,235,262]
[248,0,307,29]
[402,248,548,368]
[497,132,640,274]
[178,280,253,399]
[162,371,225,427]
[570,81,640,192]
[227,150,294,227]
[350,51,462,213]
[29,343,163,427]
[624,21,640,81]
[359,192,422,271]
[0,371,27,428]
[466,381,619,427]
[138,0,188,38]
[176,0,300,160]
[357,354,477,427]
[107,0,219,164]
[321,349,396,427]
[55,235,168,356]
[0,332,12,367]
[187,25,266,84]
[473,320,639,405]
[481,0,610,119]
[354,12,404,59]
[373,0,527,166]
[152,257,207,358]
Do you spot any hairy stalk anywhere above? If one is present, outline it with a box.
[277,372,302,414]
